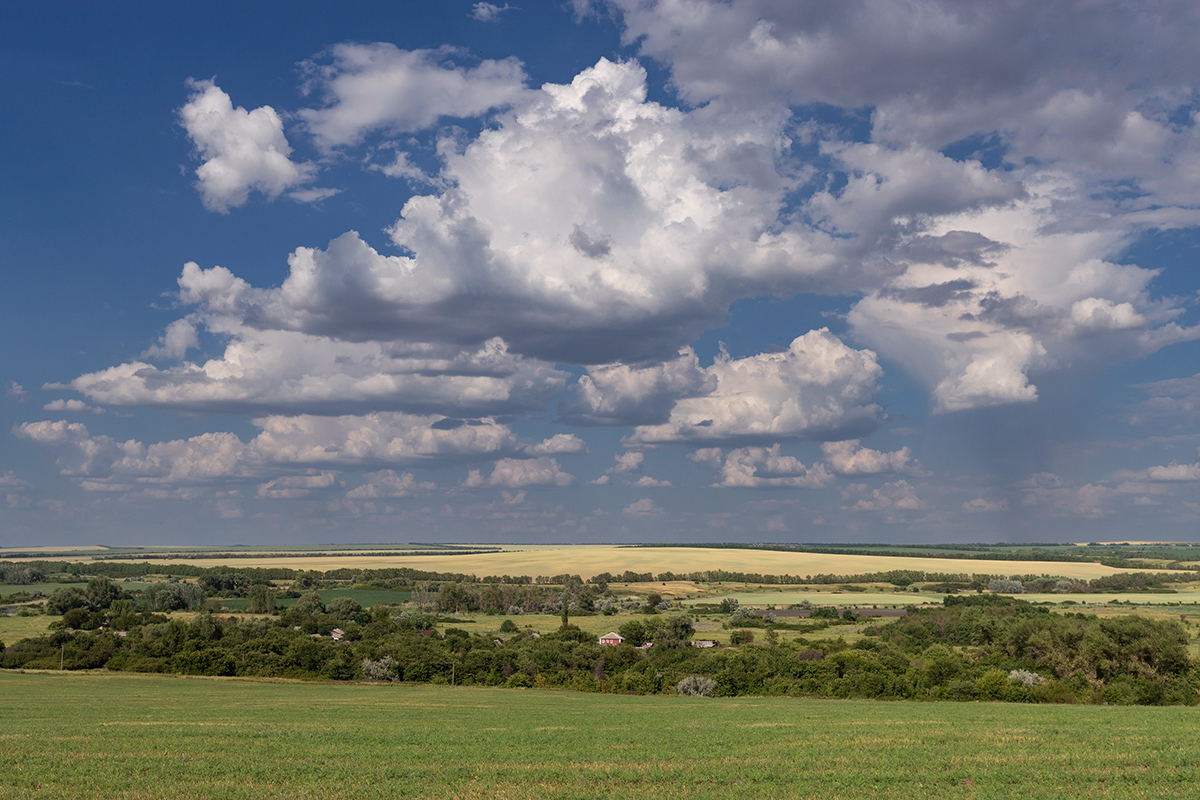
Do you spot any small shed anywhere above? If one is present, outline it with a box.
[691,639,718,648]
[598,632,625,646]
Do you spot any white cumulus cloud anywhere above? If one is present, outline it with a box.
[179,79,318,213]
[298,44,528,148]
[464,456,576,488]
[627,329,884,445]
[820,440,918,475]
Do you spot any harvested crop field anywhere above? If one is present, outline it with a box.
[2,671,1197,799]
[38,545,1175,582]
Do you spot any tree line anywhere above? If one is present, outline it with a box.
[3,580,1197,705]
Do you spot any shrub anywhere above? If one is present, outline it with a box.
[361,656,399,682]
[1008,669,1047,687]
[328,597,362,619]
[676,676,717,697]
[730,629,755,645]
[500,619,519,633]
[988,579,1024,594]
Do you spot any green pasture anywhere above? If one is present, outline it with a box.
[2,671,1198,799]
[0,614,51,646]
[1019,590,1200,605]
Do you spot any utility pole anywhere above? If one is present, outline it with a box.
[60,643,64,671]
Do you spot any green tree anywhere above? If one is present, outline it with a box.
[654,615,695,649]
[247,584,276,614]
[45,587,86,615]
[293,592,325,616]
[730,629,754,645]
[85,577,120,609]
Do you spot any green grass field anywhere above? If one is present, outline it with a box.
[0,614,51,646]
[1,671,1197,799]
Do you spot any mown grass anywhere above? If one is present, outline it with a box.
[1,671,1198,799]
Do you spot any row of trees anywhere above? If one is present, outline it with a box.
[4,587,1198,705]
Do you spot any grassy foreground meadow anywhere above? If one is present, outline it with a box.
[1,672,1197,800]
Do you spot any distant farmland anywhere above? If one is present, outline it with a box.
[41,544,1179,581]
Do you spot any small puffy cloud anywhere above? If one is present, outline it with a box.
[1070,298,1147,335]
[250,412,520,465]
[687,447,722,466]
[962,497,1007,513]
[611,451,644,473]
[471,3,512,22]
[464,456,575,488]
[143,319,199,360]
[6,381,28,402]
[367,150,443,186]
[0,471,31,491]
[347,470,436,498]
[179,79,318,213]
[709,445,834,489]
[634,475,672,488]
[298,44,528,148]
[43,399,104,415]
[257,471,337,499]
[14,420,129,477]
[1111,455,1200,483]
[628,329,885,445]
[622,498,661,516]
[820,440,918,475]
[1130,373,1200,424]
[848,480,926,512]
[523,434,588,456]
[560,348,714,426]
[589,474,610,485]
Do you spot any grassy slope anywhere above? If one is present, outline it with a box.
[1,672,1198,799]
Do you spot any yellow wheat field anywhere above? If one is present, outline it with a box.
[43,545,1173,581]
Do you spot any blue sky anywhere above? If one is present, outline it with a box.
[3,0,1199,546]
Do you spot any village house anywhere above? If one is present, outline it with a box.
[598,631,624,646]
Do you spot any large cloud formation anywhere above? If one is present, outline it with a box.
[19,2,1200,533]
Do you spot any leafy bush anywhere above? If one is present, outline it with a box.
[144,582,206,612]
[1008,669,1047,687]
[361,656,399,682]
[676,676,717,697]
[730,629,755,645]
